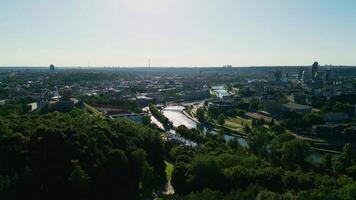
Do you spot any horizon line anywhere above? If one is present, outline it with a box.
[1,64,356,68]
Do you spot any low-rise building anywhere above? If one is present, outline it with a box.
[289,93,307,104]
[261,100,312,118]
[208,100,237,111]
[324,112,349,122]
[312,124,342,137]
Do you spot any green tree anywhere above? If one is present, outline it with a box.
[196,107,205,123]
[172,162,190,195]
[256,191,282,200]
[322,154,333,169]
[187,155,224,192]
[68,165,91,198]
[68,165,91,186]
[141,115,151,125]
[248,130,269,157]
[340,143,355,167]
[217,114,226,126]
[281,139,310,168]
[207,107,220,119]
[302,113,324,127]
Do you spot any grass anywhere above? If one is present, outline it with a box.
[225,116,252,129]
[84,103,103,117]
[164,161,174,182]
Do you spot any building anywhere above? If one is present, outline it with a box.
[208,100,237,111]
[110,113,146,123]
[298,67,304,80]
[323,112,349,122]
[136,94,154,106]
[48,100,75,112]
[180,89,210,101]
[289,93,307,104]
[344,126,356,140]
[261,100,312,118]
[325,68,332,82]
[274,70,282,82]
[312,62,319,80]
[63,86,72,100]
[93,104,131,115]
[312,124,342,137]
[49,64,55,71]
[283,103,312,114]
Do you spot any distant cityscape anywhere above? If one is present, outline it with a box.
[1,62,356,199]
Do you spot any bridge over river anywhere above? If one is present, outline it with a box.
[152,103,340,163]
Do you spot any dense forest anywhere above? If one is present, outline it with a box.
[1,109,356,199]
[0,110,165,199]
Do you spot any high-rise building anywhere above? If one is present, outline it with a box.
[325,68,332,82]
[311,62,319,80]
[49,64,55,71]
[298,67,304,80]
[63,86,72,100]
[274,70,282,82]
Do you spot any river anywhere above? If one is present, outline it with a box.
[162,106,197,129]
[160,105,337,162]
[162,105,249,147]
[211,86,230,99]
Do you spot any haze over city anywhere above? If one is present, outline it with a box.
[1,0,356,67]
[3,1,356,199]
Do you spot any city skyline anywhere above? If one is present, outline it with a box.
[1,0,356,67]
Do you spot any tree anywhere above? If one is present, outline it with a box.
[340,143,356,167]
[244,125,251,133]
[172,162,189,195]
[187,155,224,192]
[270,124,285,134]
[302,113,324,127]
[0,109,165,200]
[227,139,242,151]
[333,102,351,113]
[256,191,282,200]
[68,165,91,199]
[224,166,253,189]
[208,107,220,119]
[141,115,151,126]
[322,154,332,169]
[179,189,224,200]
[68,165,91,186]
[102,149,130,199]
[269,133,296,165]
[249,98,259,110]
[281,139,310,168]
[248,130,269,157]
[196,107,205,123]
[217,114,226,126]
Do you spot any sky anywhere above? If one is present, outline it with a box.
[0,0,356,67]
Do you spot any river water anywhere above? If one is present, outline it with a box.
[162,105,249,147]
[162,106,197,129]
[160,105,337,162]
[211,86,230,99]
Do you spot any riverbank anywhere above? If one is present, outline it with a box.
[156,103,342,162]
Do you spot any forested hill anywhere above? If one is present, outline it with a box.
[0,110,165,200]
[2,110,356,200]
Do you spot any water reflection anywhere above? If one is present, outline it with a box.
[160,105,336,162]
[224,134,248,148]
[162,106,197,129]
[211,86,230,99]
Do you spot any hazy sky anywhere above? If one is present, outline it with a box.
[1,0,355,67]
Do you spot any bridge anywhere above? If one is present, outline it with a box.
[162,107,184,112]
[162,103,185,112]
